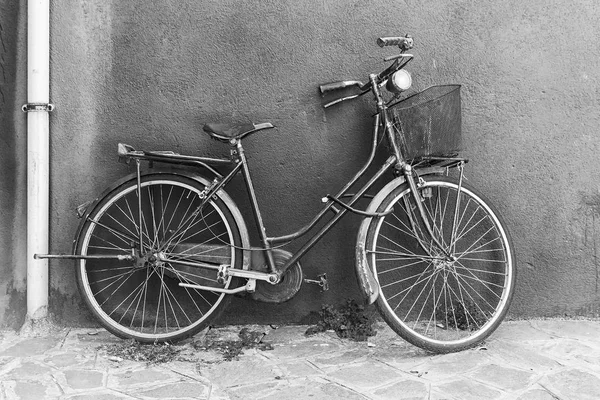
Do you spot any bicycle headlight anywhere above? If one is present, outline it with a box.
[386,70,412,93]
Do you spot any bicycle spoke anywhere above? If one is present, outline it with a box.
[116,272,148,328]
[147,186,160,249]
[166,209,220,250]
[77,176,241,342]
[377,258,427,269]
[104,268,151,317]
[163,262,220,295]
[375,242,425,258]
[156,267,200,325]
[87,217,139,248]
[87,243,130,253]
[449,268,499,310]
[446,277,491,328]
[454,235,505,262]
[452,263,506,294]
[93,272,138,300]
[138,267,150,332]
[120,196,154,249]
[90,267,137,289]
[370,178,514,352]
[175,223,227,251]
[408,271,439,331]
[387,210,422,242]
[380,266,433,290]
[159,197,210,252]
[391,266,437,309]
[423,187,450,248]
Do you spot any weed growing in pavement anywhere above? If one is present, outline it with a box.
[193,327,274,362]
[305,299,376,341]
[100,340,181,365]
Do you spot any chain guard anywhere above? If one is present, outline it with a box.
[250,249,303,303]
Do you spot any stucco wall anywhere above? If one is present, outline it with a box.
[0,0,27,328]
[2,0,600,327]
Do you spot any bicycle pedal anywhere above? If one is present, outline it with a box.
[303,273,329,291]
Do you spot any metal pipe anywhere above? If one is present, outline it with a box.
[26,0,51,320]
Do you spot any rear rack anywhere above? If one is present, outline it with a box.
[117,143,232,177]
[411,156,468,170]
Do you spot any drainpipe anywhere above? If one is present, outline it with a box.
[24,0,51,320]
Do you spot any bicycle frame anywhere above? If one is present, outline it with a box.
[179,112,398,281]
[36,44,466,293]
[158,73,461,282]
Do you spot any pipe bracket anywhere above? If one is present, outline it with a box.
[22,103,54,112]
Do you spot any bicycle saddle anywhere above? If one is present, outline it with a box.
[203,122,274,142]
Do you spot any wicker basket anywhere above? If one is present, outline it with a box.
[389,85,461,162]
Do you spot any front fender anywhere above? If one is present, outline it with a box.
[355,176,407,305]
[356,166,448,305]
[71,171,251,270]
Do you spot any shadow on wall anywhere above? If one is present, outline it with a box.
[578,192,600,303]
[0,0,27,327]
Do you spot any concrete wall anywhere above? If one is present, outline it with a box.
[2,0,600,327]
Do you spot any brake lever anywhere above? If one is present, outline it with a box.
[323,90,369,108]
[323,94,359,108]
[384,53,414,62]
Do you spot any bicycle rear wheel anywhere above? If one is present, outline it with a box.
[366,176,515,353]
[75,173,244,342]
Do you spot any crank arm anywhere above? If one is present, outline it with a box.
[179,279,257,294]
[160,256,279,283]
[226,268,279,284]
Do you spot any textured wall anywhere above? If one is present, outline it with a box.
[0,0,27,328]
[2,0,600,326]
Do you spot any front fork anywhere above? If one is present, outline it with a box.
[401,161,465,260]
[372,72,458,259]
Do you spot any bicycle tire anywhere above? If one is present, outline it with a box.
[366,176,515,353]
[74,173,244,342]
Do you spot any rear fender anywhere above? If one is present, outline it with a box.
[72,171,250,270]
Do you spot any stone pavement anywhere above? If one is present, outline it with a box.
[1,319,600,399]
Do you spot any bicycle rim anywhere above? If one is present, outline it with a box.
[369,177,515,352]
[76,175,241,342]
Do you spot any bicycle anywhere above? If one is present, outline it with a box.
[36,35,516,354]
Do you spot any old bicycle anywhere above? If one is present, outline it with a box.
[37,35,515,353]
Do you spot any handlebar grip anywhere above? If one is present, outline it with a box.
[377,36,414,51]
[319,80,363,94]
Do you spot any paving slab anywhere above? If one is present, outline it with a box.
[0,319,599,399]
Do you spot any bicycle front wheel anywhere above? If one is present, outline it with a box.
[75,173,244,342]
[367,176,515,353]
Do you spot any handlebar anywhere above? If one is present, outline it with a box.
[376,35,413,51]
[319,80,365,95]
[319,35,414,107]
